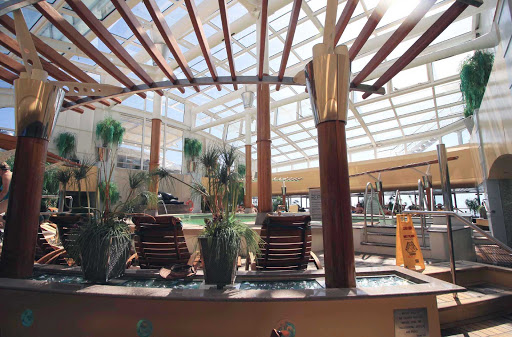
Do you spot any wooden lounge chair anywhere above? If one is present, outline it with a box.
[132,214,196,269]
[35,222,67,265]
[247,214,322,271]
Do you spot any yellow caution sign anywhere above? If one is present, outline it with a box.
[396,214,425,271]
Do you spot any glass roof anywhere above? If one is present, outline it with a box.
[0,0,489,171]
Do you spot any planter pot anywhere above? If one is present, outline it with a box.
[464,115,475,134]
[199,236,240,288]
[80,235,130,283]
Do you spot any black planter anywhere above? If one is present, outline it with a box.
[80,236,130,283]
[199,236,240,288]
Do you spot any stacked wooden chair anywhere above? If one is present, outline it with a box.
[132,214,196,269]
[247,214,322,271]
[35,222,67,265]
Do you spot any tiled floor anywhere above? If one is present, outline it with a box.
[442,314,512,336]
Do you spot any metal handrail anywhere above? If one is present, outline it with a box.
[363,182,375,243]
[392,189,402,215]
[404,210,512,255]
[417,180,427,247]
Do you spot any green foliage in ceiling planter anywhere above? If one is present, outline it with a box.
[56,132,77,159]
[460,50,494,118]
[95,117,125,148]
[184,138,202,159]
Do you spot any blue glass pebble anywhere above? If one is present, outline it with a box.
[21,309,33,327]
[137,319,153,337]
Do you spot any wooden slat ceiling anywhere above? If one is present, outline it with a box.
[0,0,482,112]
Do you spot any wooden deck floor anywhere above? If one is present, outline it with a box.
[442,314,512,336]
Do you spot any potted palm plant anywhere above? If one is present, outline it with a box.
[55,168,73,212]
[71,157,94,212]
[154,146,261,288]
[195,146,260,288]
[184,138,202,172]
[73,116,131,283]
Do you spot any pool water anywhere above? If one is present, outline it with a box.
[31,274,413,289]
[176,214,256,226]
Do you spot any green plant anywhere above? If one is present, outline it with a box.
[99,181,120,205]
[71,157,94,209]
[465,198,481,217]
[55,132,77,159]
[460,50,494,118]
[95,116,125,214]
[56,168,73,210]
[237,164,246,177]
[41,164,60,210]
[184,138,202,172]
[273,196,283,212]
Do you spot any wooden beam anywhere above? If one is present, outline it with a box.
[348,0,393,60]
[0,32,96,110]
[0,67,17,84]
[334,0,360,46]
[0,15,115,105]
[184,0,221,90]
[60,76,385,111]
[217,0,238,90]
[143,0,199,92]
[258,0,269,80]
[0,53,24,74]
[111,0,185,94]
[362,1,469,99]
[276,0,302,91]
[351,0,436,86]
[64,0,163,97]
[33,1,146,99]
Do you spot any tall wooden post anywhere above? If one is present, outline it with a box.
[423,175,433,211]
[149,118,162,194]
[257,80,272,215]
[244,145,252,211]
[0,78,64,278]
[305,41,356,288]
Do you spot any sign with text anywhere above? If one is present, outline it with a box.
[396,214,425,271]
[394,308,429,337]
[308,188,322,221]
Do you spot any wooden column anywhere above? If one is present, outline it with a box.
[244,144,252,210]
[317,121,356,288]
[257,80,272,213]
[424,175,433,211]
[0,137,48,278]
[149,118,162,193]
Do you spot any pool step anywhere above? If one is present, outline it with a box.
[438,283,512,328]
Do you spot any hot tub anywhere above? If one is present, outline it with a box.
[0,265,463,337]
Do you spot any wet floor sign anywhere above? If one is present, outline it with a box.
[396,214,425,271]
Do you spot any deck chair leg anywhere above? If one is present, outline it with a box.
[310,251,323,269]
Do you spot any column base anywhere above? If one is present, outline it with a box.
[255,212,271,226]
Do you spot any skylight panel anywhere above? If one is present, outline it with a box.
[305,0,325,13]
[367,120,399,132]
[392,65,429,90]
[288,132,310,141]
[287,21,319,46]
[293,37,322,61]
[110,18,134,39]
[271,87,295,101]
[210,125,223,138]
[165,6,187,26]
[347,136,371,147]
[132,2,152,21]
[272,138,288,146]
[218,110,235,118]
[234,53,256,70]
[337,18,366,45]
[187,94,211,105]
[438,104,463,118]
[203,86,231,99]
[373,130,402,142]
[276,103,298,125]
[351,150,375,162]
[225,98,242,107]
[439,117,462,128]
[377,0,420,29]
[91,37,112,54]
[361,109,395,123]
[352,53,376,73]
[287,152,305,160]
[386,37,419,60]
[304,148,318,156]
[296,139,317,148]
[432,17,472,45]
[70,55,96,66]
[279,145,295,153]
[300,119,315,129]
[400,111,436,125]
[391,89,433,105]
[270,11,292,32]
[434,81,460,95]
[13,8,41,30]
[346,118,360,128]
[269,37,285,57]
[436,93,462,107]
[226,121,241,140]
[228,2,249,22]
[156,0,173,12]
[280,124,303,134]
[269,53,300,72]
[274,155,289,163]
[172,87,195,98]
[357,99,391,114]
[395,99,435,115]
[432,52,472,80]
[346,128,367,139]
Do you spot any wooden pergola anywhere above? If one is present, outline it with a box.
[0,0,484,287]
